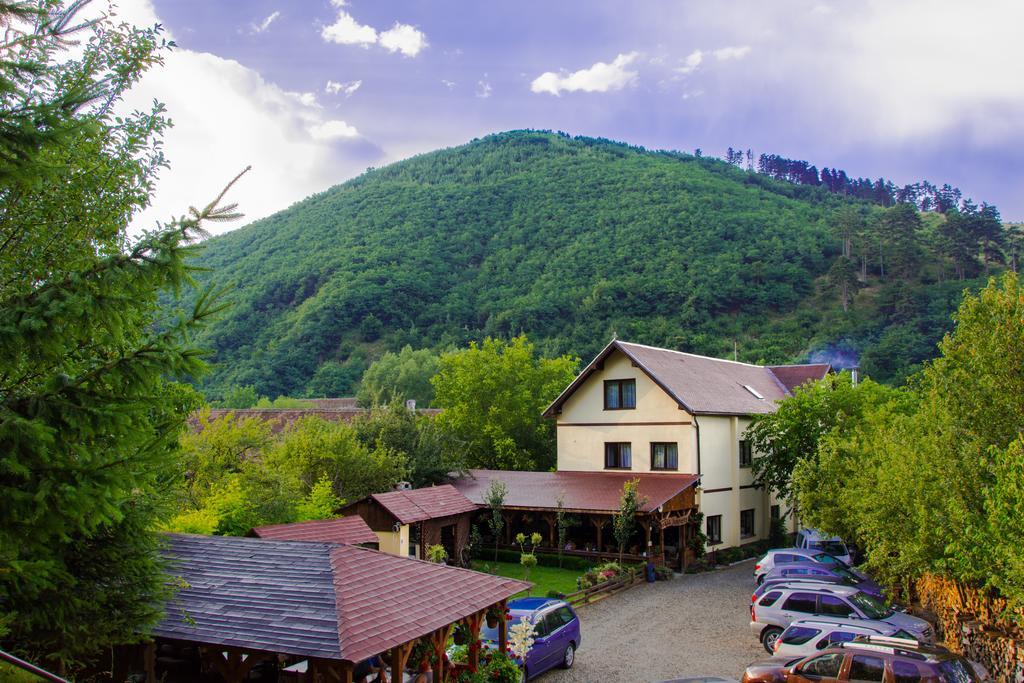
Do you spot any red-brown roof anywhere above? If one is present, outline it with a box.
[252,516,379,545]
[369,484,479,524]
[544,339,831,417]
[155,534,528,664]
[451,469,700,514]
[332,545,529,662]
[768,363,832,393]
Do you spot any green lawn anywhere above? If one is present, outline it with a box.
[473,560,582,598]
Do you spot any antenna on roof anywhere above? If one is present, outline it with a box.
[611,330,618,340]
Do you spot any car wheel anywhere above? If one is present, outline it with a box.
[561,643,575,669]
[761,626,783,653]
[756,574,765,586]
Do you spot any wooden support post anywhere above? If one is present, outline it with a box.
[659,522,666,561]
[431,624,454,683]
[498,599,509,654]
[642,519,652,557]
[339,661,353,683]
[592,516,605,552]
[464,610,485,671]
[543,513,557,548]
[390,640,415,683]
[143,642,156,683]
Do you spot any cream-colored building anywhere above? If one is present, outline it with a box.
[543,340,830,550]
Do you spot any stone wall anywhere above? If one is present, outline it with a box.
[916,574,1024,682]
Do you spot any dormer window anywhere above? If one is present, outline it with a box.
[604,379,636,410]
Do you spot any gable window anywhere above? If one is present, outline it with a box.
[603,379,636,410]
[739,439,753,468]
[740,508,756,538]
[650,442,678,470]
[706,514,722,545]
[604,442,632,469]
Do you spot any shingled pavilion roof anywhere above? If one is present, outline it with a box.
[367,484,479,525]
[155,534,529,664]
[543,339,832,417]
[251,516,379,545]
[451,469,700,514]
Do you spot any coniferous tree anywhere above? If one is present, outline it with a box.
[0,1,241,671]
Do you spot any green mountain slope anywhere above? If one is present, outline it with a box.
[187,130,986,398]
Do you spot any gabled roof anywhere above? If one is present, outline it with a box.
[251,516,379,545]
[368,484,479,525]
[155,534,528,664]
[768,363,832,393]
[451,469,700,514]
[543,339,830,417]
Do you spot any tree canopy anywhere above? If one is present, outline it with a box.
[432,336,577,471]
[0,0,236,670]
[794,272,1024,611]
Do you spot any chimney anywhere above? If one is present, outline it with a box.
[851,367,860,386]
[405,399,417,411]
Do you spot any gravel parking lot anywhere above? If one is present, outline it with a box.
[544,560,765,683]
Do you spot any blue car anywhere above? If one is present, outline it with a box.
[480,597,581,680]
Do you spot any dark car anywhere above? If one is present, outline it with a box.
[480,597,581,680]
[756,563,884,599]
[741,636,988,683]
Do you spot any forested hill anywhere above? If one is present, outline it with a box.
[187,130,1002,399]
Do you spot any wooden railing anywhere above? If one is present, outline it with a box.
[560,574,644,607]
[0,649,68,682]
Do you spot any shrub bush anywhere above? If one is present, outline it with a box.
[475,548,593,571]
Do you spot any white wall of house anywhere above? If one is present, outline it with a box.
[551,348,793,550]
[556,350,697,473]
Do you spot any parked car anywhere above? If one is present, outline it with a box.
[770,617,916,658]
[758,563,884,598]
[741,636,988,683]
[754,549,867,584]
[795,528,853,565]
[749,582,933,652]
[479,597,580,680]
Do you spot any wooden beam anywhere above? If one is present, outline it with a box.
[431,624,454,682]
[498,599,509,654]
[390,640,415,682]
[143,642,156,683]
[463,609,486,671]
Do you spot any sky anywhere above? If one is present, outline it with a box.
[110,0,1024,234]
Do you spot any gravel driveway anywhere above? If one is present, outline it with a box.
[543,560,765,683]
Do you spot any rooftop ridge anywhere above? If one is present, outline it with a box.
[615,339,768,368]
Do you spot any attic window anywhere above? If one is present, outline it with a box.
[743,384,765,400]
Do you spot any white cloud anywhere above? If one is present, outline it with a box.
[250,11,280,35]
[103,1,381,236]
[675,49,703,74]
[325,79,362,97]
[476,77,492,99]
[378,23,428,57]
[441,79,456,90]
[321,5,426,57]
[321,9,377,47]
[713,45,751,61]
[531,52,639,96]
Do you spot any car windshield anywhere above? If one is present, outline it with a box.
[813,552,841,565]
[832,566,860,581]
[849,591,894,619]
[810,540,848,556]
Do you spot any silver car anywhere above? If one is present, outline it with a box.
[795,528,853,566]
[748,582,933,652]
[753,548,866,584]
[771,617,914,658]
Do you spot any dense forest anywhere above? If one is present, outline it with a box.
[185,130,1017,398]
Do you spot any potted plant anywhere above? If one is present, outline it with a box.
[453,622,470,645]
[485,604,502,629]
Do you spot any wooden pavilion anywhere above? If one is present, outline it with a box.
[114,533,529,682]
[451,469,701,569]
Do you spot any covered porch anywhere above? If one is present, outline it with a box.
[451,469,701,570]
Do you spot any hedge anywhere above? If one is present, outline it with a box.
[472,548,594,572]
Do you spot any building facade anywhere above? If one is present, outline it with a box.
[543,340,830,551]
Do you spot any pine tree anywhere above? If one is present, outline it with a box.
[828,256,860,312]
[0,1,243,671]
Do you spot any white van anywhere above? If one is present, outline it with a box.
[796,528,852,565]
